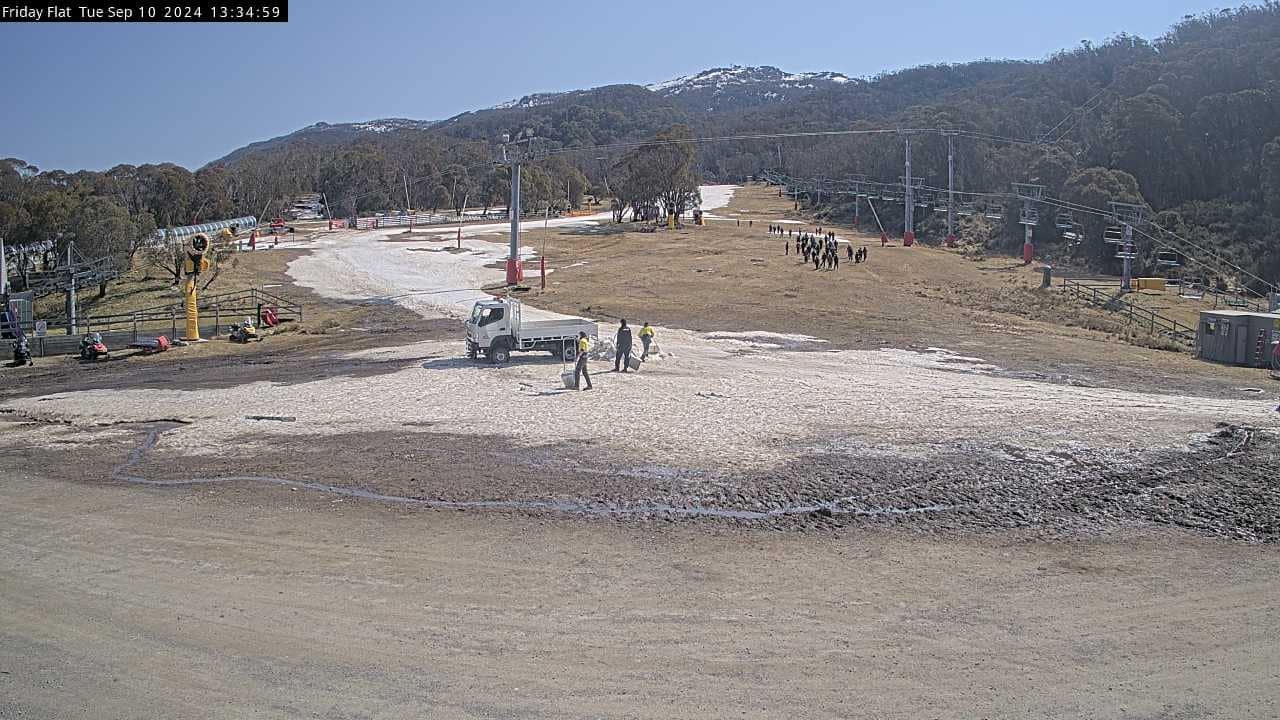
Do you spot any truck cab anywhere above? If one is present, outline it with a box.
[466,299,514,361]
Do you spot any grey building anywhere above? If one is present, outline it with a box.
[1197,310,1280,367]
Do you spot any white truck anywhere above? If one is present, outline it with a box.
[465,297,597,364]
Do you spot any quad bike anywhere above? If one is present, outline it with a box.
[79,332,108,361]
[11,338,32,367]
[229,320,260,343]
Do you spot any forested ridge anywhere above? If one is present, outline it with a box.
[3,3,1278,287]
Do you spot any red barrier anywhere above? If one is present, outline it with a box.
[1023,242,1035,265]
[903,231,915,247]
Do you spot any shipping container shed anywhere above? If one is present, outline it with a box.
[1197,310,1280,368]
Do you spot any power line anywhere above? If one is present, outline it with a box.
[338,126,1051,212]
[1039,86,1110,143]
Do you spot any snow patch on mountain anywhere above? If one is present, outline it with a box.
[647,65,852,95]
[491,91,571,110]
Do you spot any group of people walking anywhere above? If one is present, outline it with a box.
[572,319,655,391]
[769,224,869,270]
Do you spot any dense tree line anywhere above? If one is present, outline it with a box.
[607,126,701,222]
[0,133,596,281]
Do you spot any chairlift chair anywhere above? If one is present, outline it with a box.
[1103,226,1125,243]
[1155,250,1181,268]
[1020,207,1040,225]
[1054,211,1074,230]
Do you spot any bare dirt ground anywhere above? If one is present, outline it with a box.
[3,184,1279,718]
[3,466,1279,720]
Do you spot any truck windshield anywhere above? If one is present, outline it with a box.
[479,307,505,327]
[469,305,483,325]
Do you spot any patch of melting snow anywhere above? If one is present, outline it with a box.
[877,347,1001,375]
[699,185,739,212]
[703,331,828,350]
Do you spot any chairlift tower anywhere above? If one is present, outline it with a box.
[1012,183,1044,265]
[498,131,538,285]
[1108,201,1147,292]
[902,134,915,246]
[944,132,957,247]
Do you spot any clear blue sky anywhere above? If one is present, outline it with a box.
[0,0,1230,171]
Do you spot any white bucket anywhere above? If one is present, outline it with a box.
[560,370,576,389]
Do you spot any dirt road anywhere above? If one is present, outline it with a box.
[3,468,1278,719]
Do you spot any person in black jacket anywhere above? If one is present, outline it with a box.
[614,319,633,372]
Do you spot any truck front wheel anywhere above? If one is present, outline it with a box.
[489,339,512,365]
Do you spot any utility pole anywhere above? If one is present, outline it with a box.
[1122,223,1134,289]
[903,136,915,247]
[403,171,414,231]
[509,159,521,285]
[945,133,956,247]
[65,240,76,336]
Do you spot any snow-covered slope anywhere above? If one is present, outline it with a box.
[646,65,855,111]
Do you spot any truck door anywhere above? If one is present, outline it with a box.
[510,301,521,345]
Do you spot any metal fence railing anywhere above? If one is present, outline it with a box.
[1061,278,1196,346]
[5,287,303,357]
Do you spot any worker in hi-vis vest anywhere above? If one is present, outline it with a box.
[638,322,655,361]
[574,331,593,391]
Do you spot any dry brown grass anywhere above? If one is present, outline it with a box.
[515,183,1269,395]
